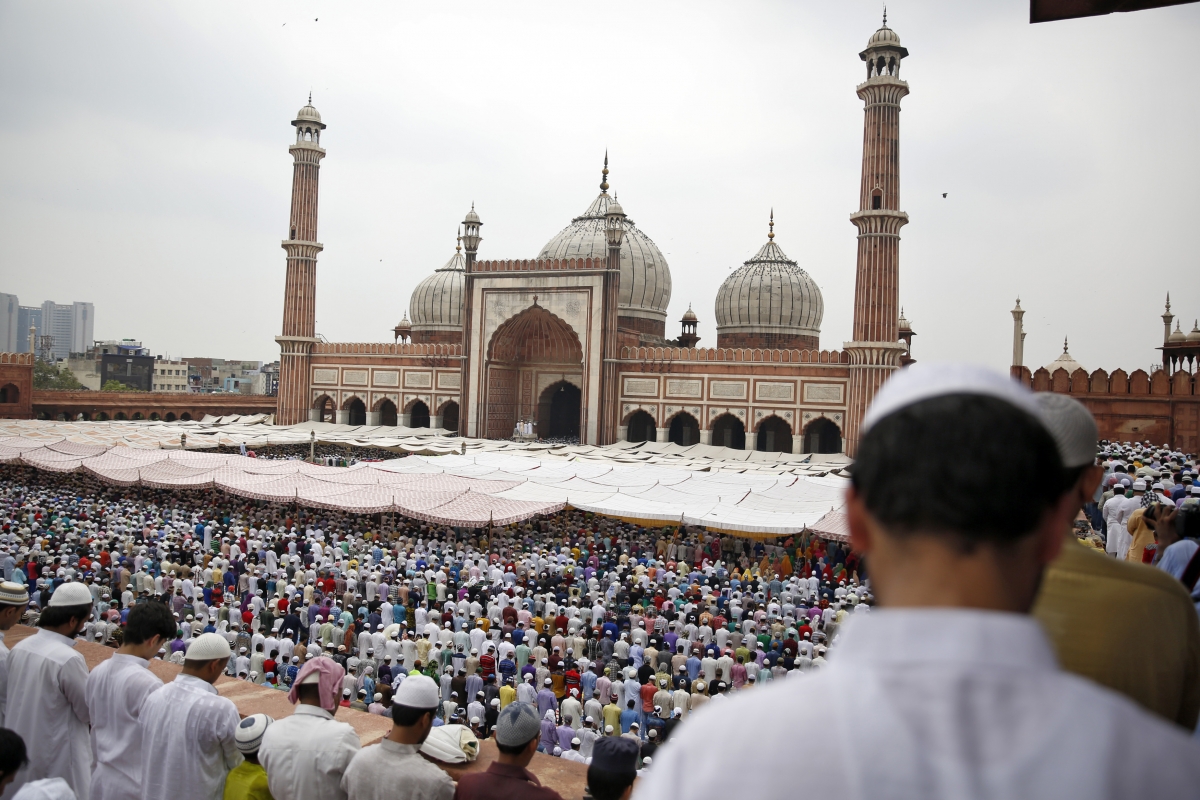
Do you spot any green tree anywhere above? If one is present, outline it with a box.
[100,379,136,392]
[33,360,85,390]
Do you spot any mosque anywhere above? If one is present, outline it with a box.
[275,20,915,456]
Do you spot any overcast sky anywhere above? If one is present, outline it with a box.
[1,1,1197,373]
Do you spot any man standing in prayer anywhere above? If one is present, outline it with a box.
[0,581,30,726]
[224,714,274,800]
[258,658,361,800]
[454,702,564,800]
[635,363,1200,800]
[87,602,177,800]
[4,581,94,800]
[341,674,454,800]
[1031,394,1200,730]
[140,632,242,800]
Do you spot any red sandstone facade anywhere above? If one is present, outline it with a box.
[274,22,915,453]
[31,390,277,422]
[276,99,325,426]
[716,332,821,351]
[0,354,34,420]
[843,24,911,456]
[1012,365,1199,452]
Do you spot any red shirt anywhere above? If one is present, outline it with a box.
[640,682,657,712]
[454,762,564,800]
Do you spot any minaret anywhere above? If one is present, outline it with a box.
[457,204,483,437]
[275,96,326,425]
[843,15,910,455]
[1162,293,1174,344]
[1011,298,1026,368]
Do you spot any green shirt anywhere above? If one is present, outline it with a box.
[223,761,273,800]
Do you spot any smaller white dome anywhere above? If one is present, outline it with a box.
[714,224,823,339]
[869,25,901,47]
[1187,321,1200,343]
[296,103,321,122]
[409,239,465,331]
[681,304,698,323]
[463,204,480,225]
[1045,338,1085,375]
[1168,321,1187,343]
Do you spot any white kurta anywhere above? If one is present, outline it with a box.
[635,609,1200,800]
[85,654,163,800]
[258,704,362,800]
[139,674,241,800]
[0,630,10,726]
[4,630,91,800]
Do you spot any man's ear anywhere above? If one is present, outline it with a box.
[846,488,874,556]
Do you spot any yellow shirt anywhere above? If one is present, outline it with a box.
[1124,507,1156,564]
[224,761,273,800]
[499,684,517,708]
[602,702,623,734]
[1033,536,1200,730]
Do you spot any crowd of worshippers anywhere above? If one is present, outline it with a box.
[2,363,1200,799]
[0,466,865,800]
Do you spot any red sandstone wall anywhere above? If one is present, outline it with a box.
[0,354,34,420]
[619,315,665,339]
[1012,365,1199,451]
[409,329,464,346]
[716,332,820,350]
[31,390,277,421]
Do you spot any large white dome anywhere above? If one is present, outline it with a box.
[538,191,672,326]
[714,234,823,339]
[409,241,465,333]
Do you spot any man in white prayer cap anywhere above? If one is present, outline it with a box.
[635,363,1200,800]
[86,602,177,800]
[0,580,31,726]
[4,581,94,799]
[340,674,453,800]
[139,632,241,800]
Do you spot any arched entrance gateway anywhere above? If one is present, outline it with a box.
[625,410,656,443]
[803,417,842,454]
[343,397,366,426]
[440,401,459,433]
[484,302,584,440]
[540,381,582,439]
[408,400,430,429]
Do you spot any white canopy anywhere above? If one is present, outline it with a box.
[0,430,849,535]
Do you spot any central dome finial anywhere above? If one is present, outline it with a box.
[600,151,609,193]
[455,227,462,253]
[768,209,775,241]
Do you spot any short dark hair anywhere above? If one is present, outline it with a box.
[587,767,636,800]
[496,735,537,756]
[0,728,28,779]
[851,394,1065,552]
[391,704,435,727]
[38,604,92,629]
[125,603,176,645]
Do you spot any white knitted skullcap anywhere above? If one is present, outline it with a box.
[235,713,273,754]
[1036,394,1098,469]
[186,632,232,661]
[861,362,1043,434]
[49,582,93,607]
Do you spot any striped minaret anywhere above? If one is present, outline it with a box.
[275,96,326,425]
[843,17,910,456]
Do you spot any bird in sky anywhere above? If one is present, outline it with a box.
[942,193,948,198]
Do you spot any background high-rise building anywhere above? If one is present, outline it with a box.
[0,294,18,353]
[1,295,95,360]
